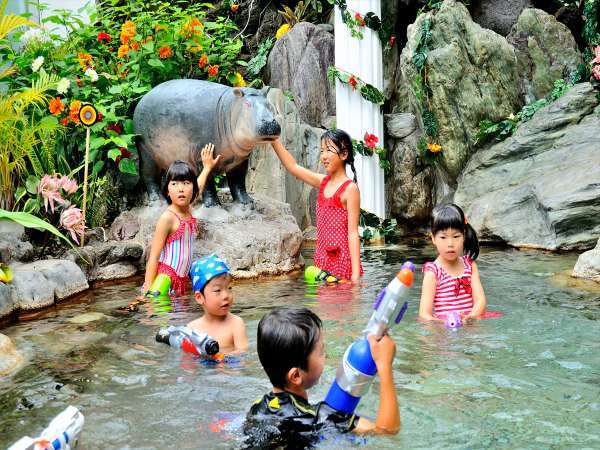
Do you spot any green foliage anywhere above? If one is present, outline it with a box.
[422,108,438,137]
[352,139,391,174]
[327,66,385,105]
[359,209,401,244]
[247,37,274,78]
[476,77,580,144]
[417,137,443,167]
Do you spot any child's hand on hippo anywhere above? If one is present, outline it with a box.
[201,143,222,172]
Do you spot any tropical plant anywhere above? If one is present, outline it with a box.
[359,209,401,243]
[247,37,274,78]
[0,69,60,210]
[278,2,311,26]
[0,209,78,251]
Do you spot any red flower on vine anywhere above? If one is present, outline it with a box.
[97,32,111,43]
[364,132,378,149]
[107,123,122,134]
[354,12,365,27]
[389,36,396,48]
[115,147,132,164]
[348,75,358,90]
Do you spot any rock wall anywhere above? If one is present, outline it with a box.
[454,83,600,250]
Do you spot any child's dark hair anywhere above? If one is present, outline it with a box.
[321,129,357,183]
[257,307,322,389]
[431,203,479,260]
[161,160,199,204]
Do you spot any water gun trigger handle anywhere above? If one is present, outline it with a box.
[373,288,386,310]
[395,301,409,324]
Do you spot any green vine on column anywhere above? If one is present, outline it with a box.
[411,17,442,166]
[327,66,385,105]
[327,0,397,51]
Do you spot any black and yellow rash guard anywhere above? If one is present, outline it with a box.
[243,391,360,449]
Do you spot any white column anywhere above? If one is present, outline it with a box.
[334,0,385,219]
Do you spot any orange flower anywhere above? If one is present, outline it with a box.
[60,117,69,126]
[207,64,219,77]
[118,44,130,58]
[427,143,442,153]
[69,100,82,123]
[183,17,203,37]
[348,75,358,90]
[49,97,65,116]
[189,44,202,53]
[158,45,173,59]
[231,2,240,12]
[77,52,93,70]
[198,53,208,69]
[131,41,139,51]
[120,20,136,44]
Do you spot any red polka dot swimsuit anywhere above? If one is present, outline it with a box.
[313,176,363,280]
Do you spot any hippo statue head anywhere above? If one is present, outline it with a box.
[227,87,281,157]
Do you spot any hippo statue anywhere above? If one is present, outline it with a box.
[133,79,281,207]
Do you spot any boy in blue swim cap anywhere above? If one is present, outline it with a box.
[187,254,248,352]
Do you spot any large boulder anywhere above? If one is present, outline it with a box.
[471,0,533,36]
[386,113,435,225]
[265,22,335,128]
[10,260,89,310]
[399,0,522,182]
[0,282,15,319]
[572,238,600,282]
[0,333,24,377]
[455,83,600,251]
[0,220,33,263]
[247,88,324,230]
[507,8,583,102]
[117,192,303,279]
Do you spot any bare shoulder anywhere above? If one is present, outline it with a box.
[228,313,246,326]
[187,317,205,332]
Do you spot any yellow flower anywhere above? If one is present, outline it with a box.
[427,143,442,153]
[233,72,246,87]
[118,44,130,58]
[276,24,290,40]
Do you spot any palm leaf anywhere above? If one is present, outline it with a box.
[0,65,16,80]
[0,1,38,40]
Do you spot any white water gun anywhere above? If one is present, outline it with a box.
[8,406,84,450]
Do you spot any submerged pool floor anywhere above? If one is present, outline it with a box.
[1,243,599,449]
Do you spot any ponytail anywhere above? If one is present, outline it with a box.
[431,203,479,260]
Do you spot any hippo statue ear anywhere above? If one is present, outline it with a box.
[233,87,245,98]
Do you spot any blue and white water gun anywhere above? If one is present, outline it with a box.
[8,405,84,450]
[324,262,415,414]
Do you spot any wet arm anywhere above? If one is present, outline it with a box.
[232,316,249,351]
[197,143,221,195]
[465,262,486,319]
[143,213,173,291]
[271,139,324,189]
[419,271,440,321]
[345,184,361,283]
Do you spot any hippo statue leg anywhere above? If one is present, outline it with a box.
[226,159,254,207]
[202,175,221,208]
[140,144,161,201]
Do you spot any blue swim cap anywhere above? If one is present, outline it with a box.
[189,254,230,292]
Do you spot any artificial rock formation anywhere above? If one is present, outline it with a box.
[455,83,600,250]
[507,8,583,102]
[471,0,533,36]
[399,0,522,181]
[572,238,600,282]
[265,22,335,128]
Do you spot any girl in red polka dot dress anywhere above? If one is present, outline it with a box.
[271,129,363,283]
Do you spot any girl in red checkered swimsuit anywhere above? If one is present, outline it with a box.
[271,130,363,282]
[419,204,487,323]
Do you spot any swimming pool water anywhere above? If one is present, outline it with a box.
[1,242,599,449]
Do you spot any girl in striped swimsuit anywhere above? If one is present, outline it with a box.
[419,204,487,323]
[144,144,221,295]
